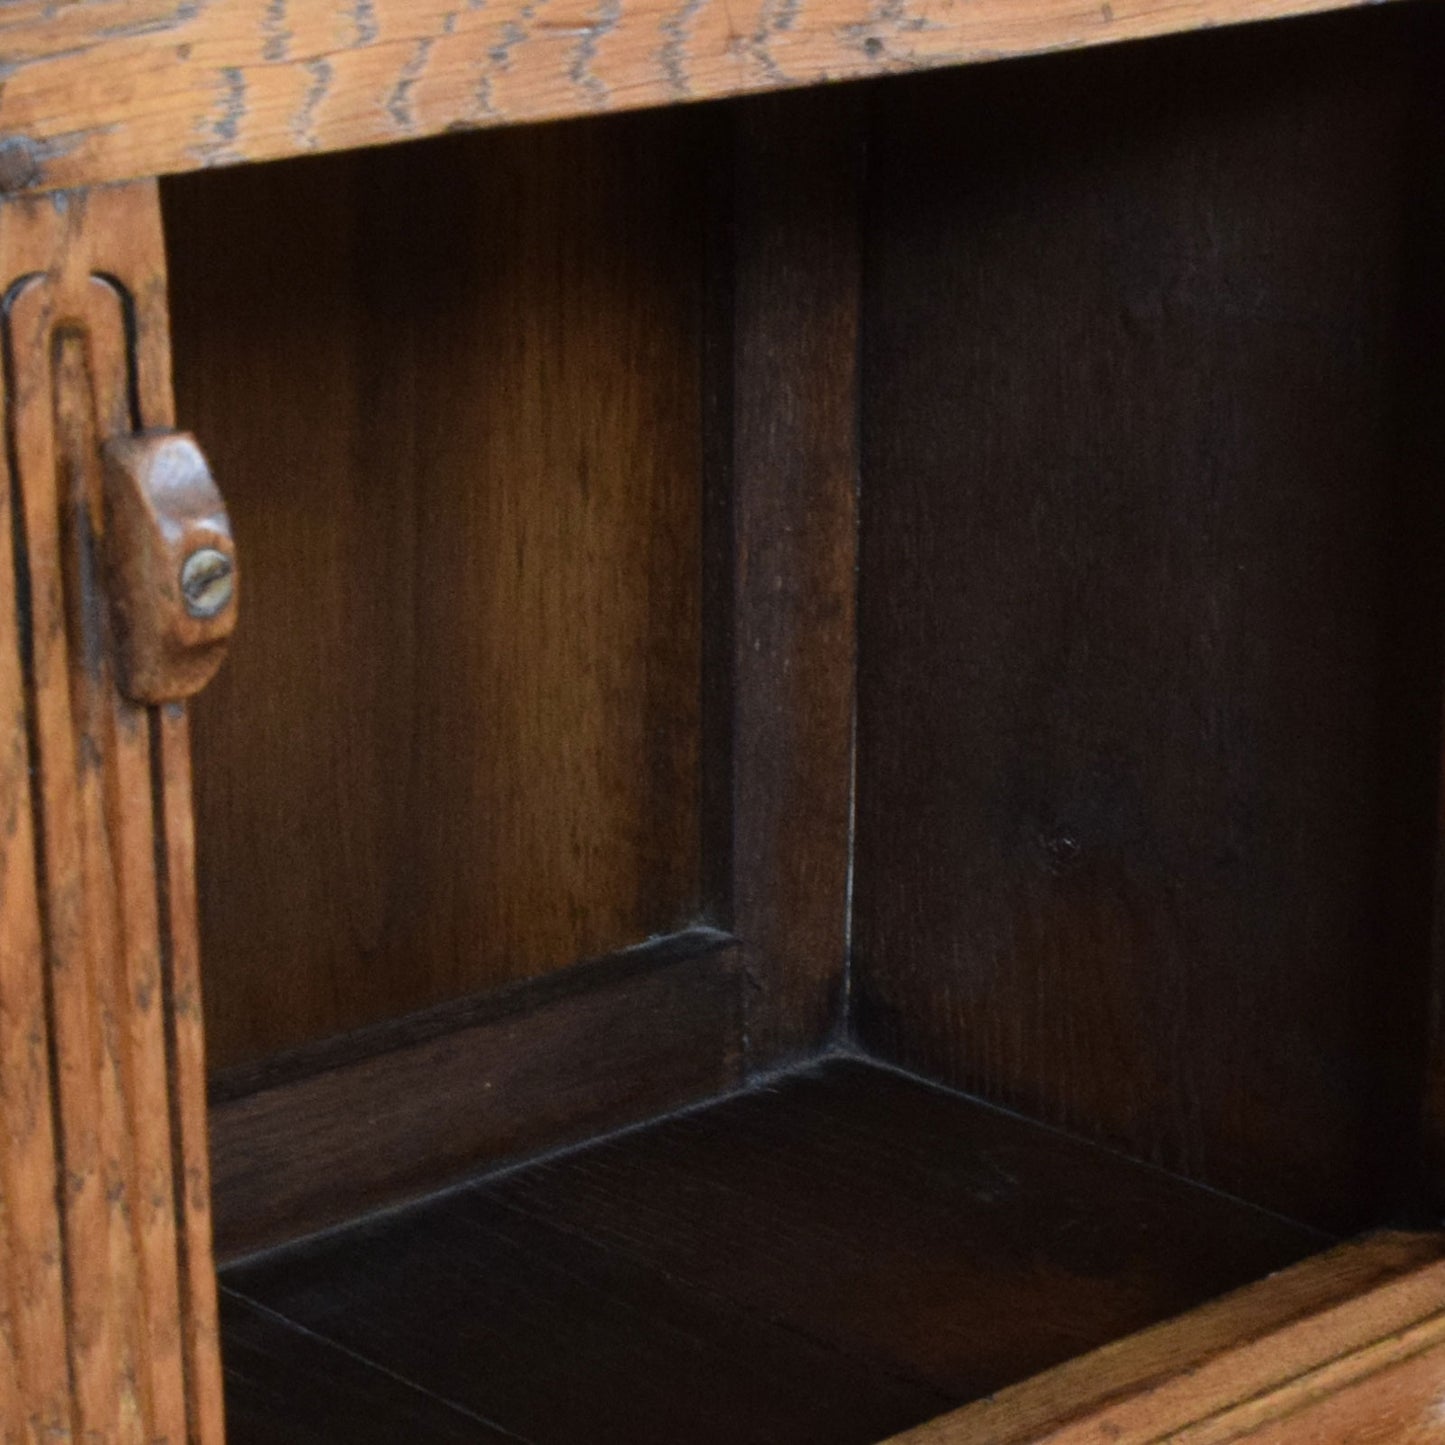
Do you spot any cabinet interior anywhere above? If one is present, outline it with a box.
[161,4,1445,1438]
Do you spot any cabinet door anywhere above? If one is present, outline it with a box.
[0,183,226,1442]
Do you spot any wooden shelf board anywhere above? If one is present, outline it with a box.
[221,1056,1326,1443]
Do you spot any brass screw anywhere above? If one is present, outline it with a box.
[180,547,235,620]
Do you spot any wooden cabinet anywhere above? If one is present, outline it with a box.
[3,0,1445,1440]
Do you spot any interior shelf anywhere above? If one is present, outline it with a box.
[219,1058,1326,1444]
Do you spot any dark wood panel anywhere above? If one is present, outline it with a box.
[730,89,864,1068]
[1408,33,1445,1209]
[209,931,742,1261]
[221,1291,515,1444]
[481,1058,1324,1399]
[228,1058,1322,1443]
[227,1164,949,1441]
[854,8,1445,1233]
[164,113,709,1070]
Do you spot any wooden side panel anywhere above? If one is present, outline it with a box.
[853,8,1445,1231]
[0,184,222,1440]
[731,90,862,1068]
[0,0,1396,196]
[165,117,708,1070]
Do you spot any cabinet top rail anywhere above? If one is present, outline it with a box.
[0,0,1384,193]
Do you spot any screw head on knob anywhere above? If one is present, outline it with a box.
[180,546,235,619]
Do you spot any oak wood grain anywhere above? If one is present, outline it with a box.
[223,1058,1324,1443]
[155,705,227,1444]
[209,930,743,1260]
[165,118,709,1069]
[220,1290,518,1444]
[0,196,70,1445]
[1181,1321,1445,1442]
[0,181,223,1443]
[481,1058,1325,1403]
[731,89,862,1068]
[0,0,1398,196]
[229,1181,949,1445]
[883,1231,1445,1444]
[853,8,1445,1232]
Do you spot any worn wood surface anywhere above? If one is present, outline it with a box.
[0,0,1397,196]
[222,1058,1324,1442]
[1188,1328,1445,1443]
[165,118,709,1068]
[884,1231,1445,1443]
[0,182,223,1441]
[853,7,1445,1233]
[730,90,862,1068]
[209,929,742,1260]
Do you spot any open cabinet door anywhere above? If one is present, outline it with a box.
[0,183,228,1442]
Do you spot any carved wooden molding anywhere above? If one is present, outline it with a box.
[883,1232,1445,1443]
[0,182,224,1443]
[0,0,1395,196]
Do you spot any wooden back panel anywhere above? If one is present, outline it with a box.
[854,6,1445,1231]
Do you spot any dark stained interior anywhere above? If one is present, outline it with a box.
[853,6,1445,1234]
[222,1060,1324,1444]
[167,113,712,1071]
[159,3,1445,1438]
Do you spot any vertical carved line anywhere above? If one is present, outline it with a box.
[10,270,139,1439]
[2,270,115,1440]
[98,218,224,1444]
[154,705,226,1444]
[111,207,225,1442]
[0,272,71,1443]
[92,277,191,1442]
[82,273,191,1443]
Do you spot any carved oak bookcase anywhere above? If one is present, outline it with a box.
[3,0,1445,1441]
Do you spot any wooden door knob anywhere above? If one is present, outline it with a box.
[102,430,237,703]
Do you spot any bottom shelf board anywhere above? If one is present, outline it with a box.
[220,1057,1327,1444]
